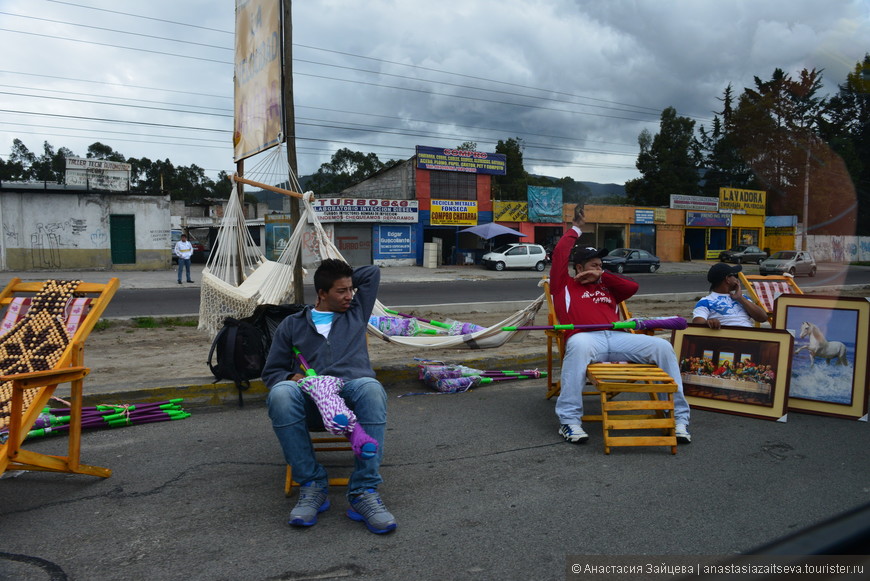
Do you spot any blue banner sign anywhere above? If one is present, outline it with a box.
[373,225,415,259]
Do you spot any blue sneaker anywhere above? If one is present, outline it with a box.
[346,489,397,534]
[289,482,329,527]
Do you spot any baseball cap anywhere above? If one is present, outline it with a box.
[571,246,608,264]
[707,262,742,287]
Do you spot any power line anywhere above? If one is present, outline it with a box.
[0,69,231,100]
[0,84,231,113]
[0,26,657,124]
[1,2,659,177]
[0,11,232,51]
[0,89,219,120]
[0,109,230,134]
[42,0,665,118]
[2,121,229,145]
[0,69,638,150]
[294,57,662,120]
[45,0,233,35]
[0,28,232,66]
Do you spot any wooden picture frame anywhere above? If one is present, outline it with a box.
[773,294,870,421]
[672,324,793,421]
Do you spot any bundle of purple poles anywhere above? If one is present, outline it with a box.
[0,398,190,443]
[417,360,547,393]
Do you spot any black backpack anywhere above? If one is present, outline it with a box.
[208,317,268,407]
[207,304,307,406]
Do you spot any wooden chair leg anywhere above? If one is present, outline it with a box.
[284,436,353,496]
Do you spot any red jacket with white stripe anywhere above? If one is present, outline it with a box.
[549,227,638,339]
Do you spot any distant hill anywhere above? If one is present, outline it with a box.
[581,181,627,203]
[251,176,626,210]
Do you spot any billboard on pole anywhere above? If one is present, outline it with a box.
[234,0,283,162]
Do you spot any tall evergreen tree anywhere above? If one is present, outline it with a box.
[492,137,528,200]
[698,84,757,195]
[824,55,870,235]
[625,107,701,206]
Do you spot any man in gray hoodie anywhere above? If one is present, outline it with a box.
[262,259,395,534]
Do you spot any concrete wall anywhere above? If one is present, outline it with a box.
[806,235,870,263]
[1,191,171,270]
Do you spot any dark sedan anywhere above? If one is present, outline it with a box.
[600,248,660,273]
[718,244,767,264]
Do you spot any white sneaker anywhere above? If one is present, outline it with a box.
[559,423,589,444]
[675,423,692,443]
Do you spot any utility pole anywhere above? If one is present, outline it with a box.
[282,0,304,303]
[802,146,809,251]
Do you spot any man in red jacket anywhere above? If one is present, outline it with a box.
[549,206,691,444]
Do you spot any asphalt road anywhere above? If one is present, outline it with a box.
[3,382,869,580]
[104,266,870,318]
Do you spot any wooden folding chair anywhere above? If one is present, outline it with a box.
[543,278,652,402]
[284,434,353,496]
[543,277,677,454]
[0,277,119,478]
[738,273,803,324]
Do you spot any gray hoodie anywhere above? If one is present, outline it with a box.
[261,265,380,387]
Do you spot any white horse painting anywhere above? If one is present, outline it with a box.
[795,321,848,367]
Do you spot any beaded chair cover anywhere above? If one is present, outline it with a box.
[0,280,81,430]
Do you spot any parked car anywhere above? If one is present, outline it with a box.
[600,248,660,273]
[718,244,767,264]
[481,243,547,271]
[170,229,209,264]
[759,250,817,277]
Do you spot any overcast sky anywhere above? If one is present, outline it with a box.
[1,0,868,187]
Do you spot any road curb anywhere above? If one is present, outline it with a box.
[80,352,552,408]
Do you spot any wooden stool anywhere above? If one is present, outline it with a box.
[284,435,352,496]
[586,363,678,455]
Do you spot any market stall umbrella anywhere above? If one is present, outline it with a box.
[459,223,527,240]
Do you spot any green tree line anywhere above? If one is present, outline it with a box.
[0,140,234,203]
[626,56,870,235]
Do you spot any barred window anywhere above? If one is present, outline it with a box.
[429,171,477,200]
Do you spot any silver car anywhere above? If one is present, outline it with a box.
[759,250,817,277]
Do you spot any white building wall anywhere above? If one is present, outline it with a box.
[0,190,170,270]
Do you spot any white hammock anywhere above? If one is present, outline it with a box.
[198,159,543,347]
[368,295,544,349]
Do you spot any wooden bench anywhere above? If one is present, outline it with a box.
[0,278,119,478]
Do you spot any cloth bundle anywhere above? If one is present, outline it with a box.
[368,315,436,337]
[415,359,547,394]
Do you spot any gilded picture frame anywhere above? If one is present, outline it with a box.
[773,294,869,421]
[672,324,793,421]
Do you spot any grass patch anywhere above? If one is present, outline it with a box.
[93,319,115,332]
[132,316,198,329]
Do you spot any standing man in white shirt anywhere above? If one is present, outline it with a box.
[174,233,194,284]
[693,263,768,328]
